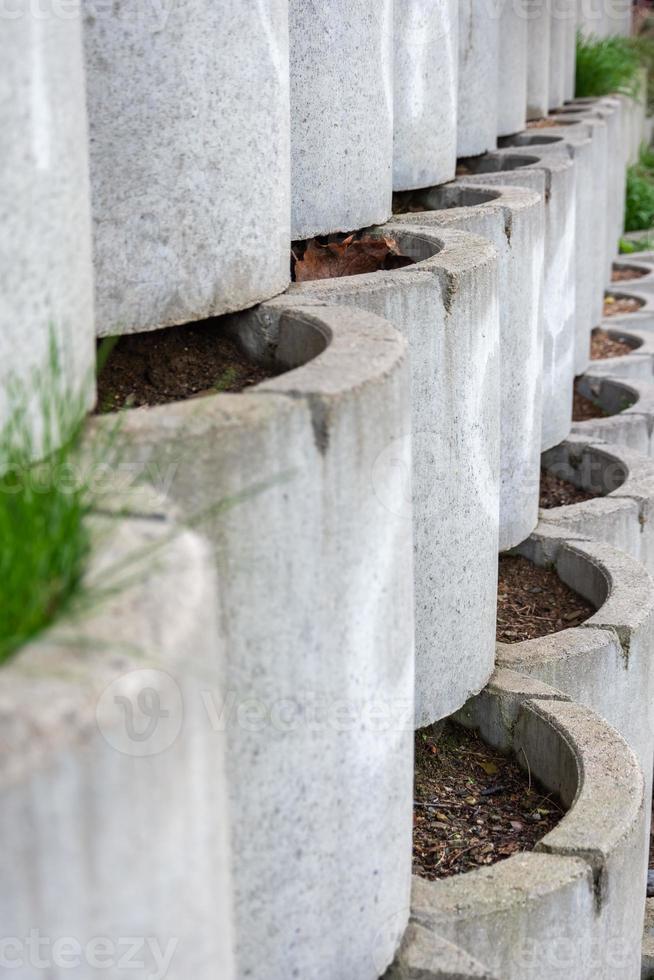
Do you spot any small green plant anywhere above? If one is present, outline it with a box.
[575,33,642,98]
[624,165,654,232]
[0,337,95,663]
[619,235,654,252]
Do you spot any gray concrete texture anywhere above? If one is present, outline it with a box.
[407,669,647,979]
[92,303,416,980]
[290,0,393,239]
[549,0,576,110]
[527,0,552,119]
[459,148,576,450]
[0,497,236,979]
[457,0,499,156]
[577,0,633,37]
[276,225,501,727]
[393,0,458,191]
[83,0,291,336]
[540,434,654,577]
[0,4,95,451]
[391,182,544,550]
[498,0,528,137]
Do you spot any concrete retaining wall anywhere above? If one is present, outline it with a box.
[290,0,393,239]
[498,524,654,780]
[527,0,552,119]
[400,669,647,979]
[498,2,528,137]
[540,434,654,575]
[573,373,654,455]
[83,0,290,336]
[0,496,235,980]
[392,184,544,550]
[1,3,95,448]
[94,304,415,980]
[461,148,576,450]
[393,0,458,191]
[276,227,500,727]
[499,127,598,374]
[457,0,499,156]
[549,0,575,110]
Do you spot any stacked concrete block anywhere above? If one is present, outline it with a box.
[527,0,552,119]
[0,3,95,450]
[94,304,415,979]
[549,0,573,109]
[461,148,576,450]
[281,226,501,727]
[393,0,458,190]
[584,319,654,378]
[540,435,654,573]
[404,669,647,980]
[0,496,236,980]
[500,124,602,372]
[290,0,393,238]
[392,184,544,550]
[83,0,291,336]
[497,3,528,137]
[573,373,654,453]
[457,0,499,156]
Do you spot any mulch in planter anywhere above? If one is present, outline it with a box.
[539,468,596,508]
[414,720,563,880]
[572,384,609,421]
[612,264,648,282]
[604,294,644,317]
[95,321,274,413]
[497,554,594,643]
[290,232,414,283]
[526,117,562,128]
[591,327,633,360]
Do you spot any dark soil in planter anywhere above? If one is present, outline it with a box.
[414,720,563,880]
[539,469,596,507]
[291,232,414,282]
[612,264,648,282]
[95,321,274,413]
[573,385,609,421]
[591,327,633,360]
[604,294,644,316]
[526,117,561,128]
[496,555,594,642]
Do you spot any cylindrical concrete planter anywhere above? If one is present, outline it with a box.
[540,434,654,574]
[457,0,499,156]
[83,0,290,336]
[584,321,654,379]
[497,3,528,137]
[498,524,654,780]
[526,0,552,120]
[1,4,95,446]
[0,496,235,980]
[95,304,415,979]
[610,255,654,292]
[603,287,654,318]
[393,0,458,191]
[392,184,544,550]
[572,373,654,454]
[274,226,500,727]
[499,127,598,374]
[461,149,576,450]
[290,0,393,239]
[396,669,647,980]
[548,0,575,109]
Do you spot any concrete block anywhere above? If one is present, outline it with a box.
[540,434,654,576]
[572,373,654,455]
[1,4,95,449]
[290,0,393,238]
[83,0,291,336]
[497,525,654,781]
[93,304,415,980]
[392,183,544,550]
[393,0,458,191]
[583,320,654,380]
[460,148,576,449]
[643,898,654,978]
[498,2,528,137]
[609,255,654,292]
[527,0,551,119]
[277,225,500,726]
[0,497,235,980]
[499,127,598,373]
[385,922,500,979]
[409,669,647,979]
[457,0,499,156]
[549,0,575,110]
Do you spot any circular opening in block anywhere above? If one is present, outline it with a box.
[501,134,564,148]
[591,326,642,360]
[95,312,329,413]
[290,228,420,283]
[393,185,500,216]
[457,153,540,176]
[573,376,638,421]
[604,292,646,317]
[611,262,649,282]
[540,443,627,506]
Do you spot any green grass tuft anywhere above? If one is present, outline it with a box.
[575,32,642,98]
[625,164,654,232]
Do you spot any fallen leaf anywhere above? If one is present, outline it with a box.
[480,761,499,775]
[293,234,414,282]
